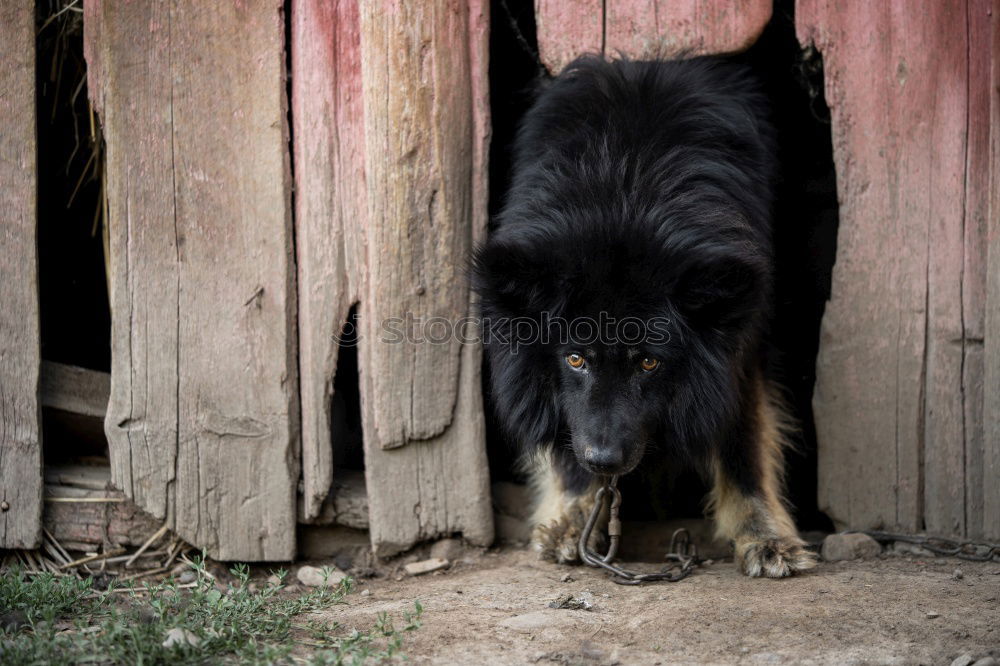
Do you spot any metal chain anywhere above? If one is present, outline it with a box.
[578,476,699,585]
[857,531,1000,563]
[577,480,1000,586]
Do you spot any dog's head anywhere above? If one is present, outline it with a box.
[474,213,770,476]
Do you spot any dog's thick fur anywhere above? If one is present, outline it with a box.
[473,56,815,578]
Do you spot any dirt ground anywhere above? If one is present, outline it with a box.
[304,546,999,665]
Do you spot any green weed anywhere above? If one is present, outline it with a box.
[0,557,423,665]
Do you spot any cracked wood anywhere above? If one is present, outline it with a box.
[85,0,298,560]
[0,0,42,550]
[798,0,999,539]
[536,0,771,74]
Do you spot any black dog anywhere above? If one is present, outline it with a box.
[474,55,815,577]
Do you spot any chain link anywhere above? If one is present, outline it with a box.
[857,531,1000,563]
[578,476,699,585]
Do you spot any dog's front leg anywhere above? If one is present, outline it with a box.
[710,387,817,578]
[528,448,602,563]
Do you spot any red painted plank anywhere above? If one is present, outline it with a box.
[537,0,770,74]
[799,0,981,535]
[292,0,367,520]
[983,0,1000,541]
[606,0,770,61]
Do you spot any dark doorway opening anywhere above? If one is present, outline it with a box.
[485,0,839,536]
[330,305,366,473]
[36,1,112,466]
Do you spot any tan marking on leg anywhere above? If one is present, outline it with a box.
[525,448,602,563]
[709,379,817,578]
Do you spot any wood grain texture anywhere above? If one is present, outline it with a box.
[292,0,367,520]
[963,0,993,540]
[535,0,603,73]
[85,0,298,560]
[40,362,110,419]
[360,1,469,451]
[536,0,770,74]
[605,0,771,62]
[983,0,1000,541]
[43,465,162,550]
[799,0,995,537]
[358,0,493,555]
[0,0,42,549]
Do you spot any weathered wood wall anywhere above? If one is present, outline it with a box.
[294,0,494,556]
[85,0,299,561]
[799,0,1000,539]
[536,0,772,73]
[0,0,43,550]
[292,0,367,522]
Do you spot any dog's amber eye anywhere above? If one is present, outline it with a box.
[566,353,585,369]
[640,357,659,372]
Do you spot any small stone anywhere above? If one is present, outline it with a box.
[360,589,371,596]
[703,559,714,566]
[821,533,882,561]
[430,537,464,562]
[925,611,940,619]
[972,658,999,666]
[296,565,347,588]
[560,573,574,583]
[177,571,197,585]
[266,573,283,587]
[498,610,598,634]
[162,628,200,648]
[952,568,964,580]
[950,655,975,666]
[403,558,450,576]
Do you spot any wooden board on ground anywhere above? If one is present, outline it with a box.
[85,0,298,560]
[40,362,110,419]
[798,0,998,538]
[43,465,162,552]
[536,0,771,73]
[0,0,42,550]
[357,0,494,555]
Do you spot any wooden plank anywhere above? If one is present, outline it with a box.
[797,1,973,533]
[535,0,603,74]
[963,0,993,539]
[984,0,1000,542]
[360,2,469,452]
[605,0,771,62]
[85,0,298,560]
[0,0,42,550]
[291,0,367,520]
[919,2,970,538]
[358,0,493,555]
[536,0,770,75]
[40,362,111,418]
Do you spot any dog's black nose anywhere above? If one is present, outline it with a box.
[583,446,624,474]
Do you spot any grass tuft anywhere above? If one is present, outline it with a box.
[1,557,423,665]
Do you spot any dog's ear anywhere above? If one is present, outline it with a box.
[673,249,768,328]
[472,234,561,318]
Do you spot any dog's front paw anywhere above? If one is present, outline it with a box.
[531,494,603,564]
[532,516,584,563]
[735,537,817,578]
